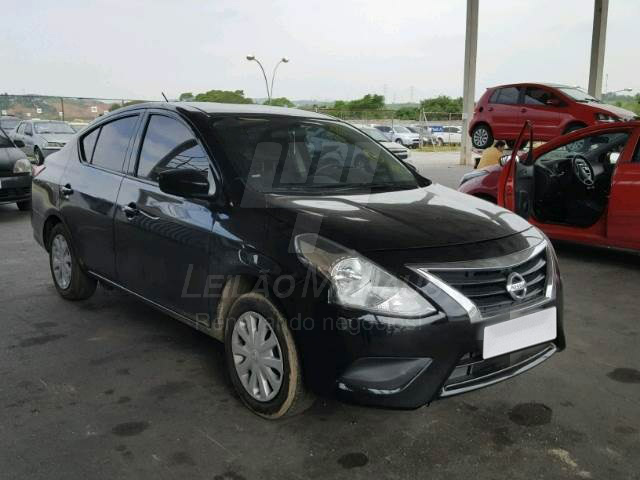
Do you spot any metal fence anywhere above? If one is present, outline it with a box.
[0,94,149,121]
[306,109,463,127]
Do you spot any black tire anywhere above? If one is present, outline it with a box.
[48,223,97,300]
[34,148,44,166]
[16,200,31,211]
[224,292,313,419]
[395,138,404,145]
[471,124,494,149]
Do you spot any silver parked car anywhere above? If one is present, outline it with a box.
[12,120,76,165]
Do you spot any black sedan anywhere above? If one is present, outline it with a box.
[31,102,565,418]
[0,126,32,210]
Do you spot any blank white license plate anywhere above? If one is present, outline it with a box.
[483,307,557,359]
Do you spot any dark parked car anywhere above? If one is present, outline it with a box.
[32,102,565,418]
[0,125,32,210]
[469,83,638,149]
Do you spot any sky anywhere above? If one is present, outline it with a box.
[1,0,638,103]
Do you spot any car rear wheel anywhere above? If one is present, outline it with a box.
[224,292,313,419]
[48,223,97,300]
[471,124,493,149]
[16,200,31,211]
[395,138,404,145]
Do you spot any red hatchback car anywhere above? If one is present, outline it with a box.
[459,121,640,252]
[469,83,638,149]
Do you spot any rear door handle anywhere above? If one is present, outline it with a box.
[61,184,74,196]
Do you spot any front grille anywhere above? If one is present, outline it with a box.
[430,248,548,317]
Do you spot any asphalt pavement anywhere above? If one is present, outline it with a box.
[1,155,638,480]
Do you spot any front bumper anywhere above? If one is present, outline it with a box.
[0,173,31,205]
[295,232,564,409]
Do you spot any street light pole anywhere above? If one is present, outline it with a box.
[246,55,289,104]
[246,55,272,103]
[270,57,289,100]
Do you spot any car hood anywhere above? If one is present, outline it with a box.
[265,183,532,251]
[0,146,28,173]
[381,141,407,151]
[40,133,75,143]
[591,103,637,119]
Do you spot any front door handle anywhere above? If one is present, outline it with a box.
[521,108,527,113]
[123,203,139,219]
[61,184,74,196]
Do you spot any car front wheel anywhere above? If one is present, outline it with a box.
[48,223,97,300]
[471,124,493,149]
[225,292,313,419]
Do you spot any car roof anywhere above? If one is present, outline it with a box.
[111,101,335,120]
[489,82,578,90]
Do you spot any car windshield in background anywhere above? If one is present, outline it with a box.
[0,118,20,130]
[394,126,410,133]
[558,87,600,103]
[361,127,389,142]
[209,117,419,194]
[34,121,75,134]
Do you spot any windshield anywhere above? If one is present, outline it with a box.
[394,126,410,133]
[34,121,75,134]
[558,87,599,103]
[0,118,19,130]
[361,127,389,142]
[209,117,420,194]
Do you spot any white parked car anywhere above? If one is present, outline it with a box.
[372,125,420,148]
[434,126,463,145]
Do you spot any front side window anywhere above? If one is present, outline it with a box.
[91,116,138,172]
[0,118,19,131]
[136,115,209,182]
[491,87,520,105]
[34,121,75,134]
[524,88,557,106]
[209,117,420,193]
[24,123,32,135]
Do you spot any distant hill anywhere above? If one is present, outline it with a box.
[0,95,115,121]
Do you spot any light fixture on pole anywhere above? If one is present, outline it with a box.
[246,55,290,104]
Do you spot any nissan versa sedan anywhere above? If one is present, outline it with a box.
[31,102,565,418]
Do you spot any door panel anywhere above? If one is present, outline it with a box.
[489,87,523,139]
[114,112,215,320]
[498,121,534,218]
[607,131,640,248]
[59,114,140,278]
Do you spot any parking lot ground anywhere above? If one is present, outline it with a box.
[1,161,639,480]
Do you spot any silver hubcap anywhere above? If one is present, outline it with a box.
[474,128,489,146]
[232,311,284,402]
[51,234,72,289]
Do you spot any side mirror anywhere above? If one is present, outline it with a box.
[546,98,561,106]
[13,139,25,148]
[158,169,211,198]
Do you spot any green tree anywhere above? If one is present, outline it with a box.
[109,100,145,112]
[395,106,420,120]
[333,94,385,111]
[179,92,194,101]
[263,97,294,107]
[420,95,463,114]
[194,89,253,104]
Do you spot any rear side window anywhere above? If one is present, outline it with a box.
[136,115,209,182]
[81,128,99,163]
[91,116,138,172]
[491,87,520,105]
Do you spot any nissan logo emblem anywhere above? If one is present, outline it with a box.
[506,272,527,300]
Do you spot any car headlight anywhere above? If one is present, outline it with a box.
[45,141,64,148]
[459,169,489,186]
[595,113,618,122]
[13,158,32,174]
[295,234,436,317]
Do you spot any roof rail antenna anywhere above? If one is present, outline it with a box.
[161,92,169,102]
